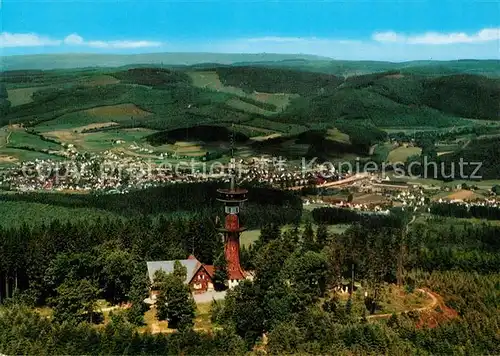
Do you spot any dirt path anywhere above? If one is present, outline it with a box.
[0,127,11,148]
[5,131,12,146]
[366,288,438,320]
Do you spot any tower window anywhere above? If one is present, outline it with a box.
[225,206,239,214]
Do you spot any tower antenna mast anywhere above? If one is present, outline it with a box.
[230,123,235,190]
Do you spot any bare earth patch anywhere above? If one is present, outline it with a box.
[353,193,387,205]
[0,155,17,163]
[445,189,483,201]
[437,151,453,156]
[44,130,84,145]
[250,133,283,142]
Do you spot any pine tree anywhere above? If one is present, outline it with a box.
[301,220,315,252]
[258,223,281,248]
[316,224,329,249]
[345,297,353,316]
[126,268,149,326]
[173,260,187,281]
[213,252,228,291]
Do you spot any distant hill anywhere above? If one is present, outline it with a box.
[0,52,329,71]
[1,53,499,78]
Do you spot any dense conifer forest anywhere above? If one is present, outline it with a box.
[0,198,499,354]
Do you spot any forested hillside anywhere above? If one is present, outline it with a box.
[0,182,303,228]
[422,75,500,120]
[2,65,498,132]
[0,210,499,354]
[1,64,499,168]
[215,66,344,96]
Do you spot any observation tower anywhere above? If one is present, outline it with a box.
[217,159,248,287]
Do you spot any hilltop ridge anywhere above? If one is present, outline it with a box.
[1,53,499,77]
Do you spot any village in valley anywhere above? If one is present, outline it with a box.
[1,3,499,349]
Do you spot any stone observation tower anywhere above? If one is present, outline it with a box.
[217,158,248,288]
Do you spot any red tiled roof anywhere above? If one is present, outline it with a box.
[204,265,215,278]
[228,268,246,281]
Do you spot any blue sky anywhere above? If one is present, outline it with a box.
[1,0,499,61]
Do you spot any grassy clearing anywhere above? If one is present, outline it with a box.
[246,117,307,134]
[81,130,156,152]
[141,302,213,333]
[387,146,422,163]
[408,178,500,190]
[332,285,432,317]
[325,224,351,235]
[8,130,61,151]
[7,87,47,106]
[41,128,157,152]
[78,75,120,86]
[188,71,295,111]
[253,91,295,111]
[226,98,274,115]
[231,124,277,138]
[326,128,351,144]
[0,148,62,167]
[376,286,431,315]
[241,229,260,247]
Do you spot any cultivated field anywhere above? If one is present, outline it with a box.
[7,130,61,151]
[35,103,152,133]
[387,146,422,163]
[443,189,485,201]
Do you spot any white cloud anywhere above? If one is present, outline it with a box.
[1,30,498,61]
[373,28,500,45]
[103,40,163,49]
[244,36,359,45]
[372,31,403,43]
[0,32,61,47]
[0,32,163,48]
[65,34,163,48]
[64,34,84,45]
